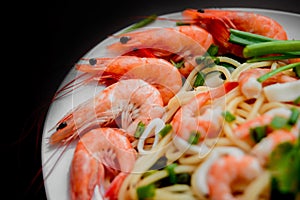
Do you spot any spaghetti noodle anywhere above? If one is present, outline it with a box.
[117,57,300,200]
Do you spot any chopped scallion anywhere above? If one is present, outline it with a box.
[207,44,219,56]
[170,59,185,69]
[288,107,300,126]
[229,29,275,46]
[120,14,157,34]
[250,125,267,143]
[134,121,145,138]
[137,183,156,200]
[294,96,300,105]
[159,124,172,138]
[246,54,300,63]
[293,64,300,78]
[165,163,178,184]
[243,40,300,58]
[222,111,236,122]
[188,131,201,144]
[270,116,290,130]
[176,22,191,26]
[193,72,205,87]
[257,62,300,83]
[195,56,219,67]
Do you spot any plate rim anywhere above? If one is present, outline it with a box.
[42,7,300,200]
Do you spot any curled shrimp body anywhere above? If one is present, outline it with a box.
[238,68,298,99]
[107,25,214,77]
[50,79,164,145]
[76,56,182,105]
[182,9,288,57]
[207,154,262,200]
[171,82,238,142]
[70,128,137,200]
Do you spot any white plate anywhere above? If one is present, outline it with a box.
[42,8,300,200]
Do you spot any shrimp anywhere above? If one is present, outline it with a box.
[50,79,164,145]
[107,25,214,77]
[70,127,137,200]
[207,154,262,200]
[251,129,296,165]
[182,9,288,57]
[238,68,298,99]
[234,107,299,145]
[74,56,182,105]
[171,81,238,142]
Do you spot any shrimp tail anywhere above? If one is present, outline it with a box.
[104,172,128,200]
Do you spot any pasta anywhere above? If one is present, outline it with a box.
[117,57,300,200]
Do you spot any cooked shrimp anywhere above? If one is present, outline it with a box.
[251,129,296,165]
[238,68,298,99]
[70,128,137,200]
[171,82,238,142]
[234,107,298,145]
[192,146,245,197]
[207,154,262,200]
[107,25,214,77]
[50,79,164,145]
[74,56,182,105]
[182,9,288,57]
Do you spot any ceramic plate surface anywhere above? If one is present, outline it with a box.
[42,8,300,200]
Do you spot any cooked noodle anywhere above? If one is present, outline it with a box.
[116,57,299,200]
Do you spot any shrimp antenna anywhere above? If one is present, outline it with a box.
[52,73,95,101]
[41,139,74,182]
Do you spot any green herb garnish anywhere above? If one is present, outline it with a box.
[134,121,145,138]
[195,56,219,67]
[250,125,267,143]
[270,116,290,130]
[137,183,156,200]
[268,136,300,198]
[229,29,275,46]
[257,62,300,83]
[207,44,219,56]
[170,59,185,69]
[222,111,236,122]
[165,163,178,184]
[229,29,300,62]
[193,71,205,87]
[159,124,172,138]
[287,107,300,126]
[121,14,157,34]
[188,131,201,144]
[243,40,300,58]
[294,96,300,105]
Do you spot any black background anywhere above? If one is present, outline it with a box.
[6,0,299,199]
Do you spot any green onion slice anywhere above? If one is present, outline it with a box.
[193,72,205,87]
[134,121,145,138]
[165,163,178,184]
[159,124,172,138]
[250,125,267,143]
[137,183,156,200]
[188,131,201,144]
[288,107,300,126]
[222,111,236,122]
[270,116,290,130]
[120,14,157,34]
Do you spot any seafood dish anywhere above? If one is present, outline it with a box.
[42,8,300,200]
